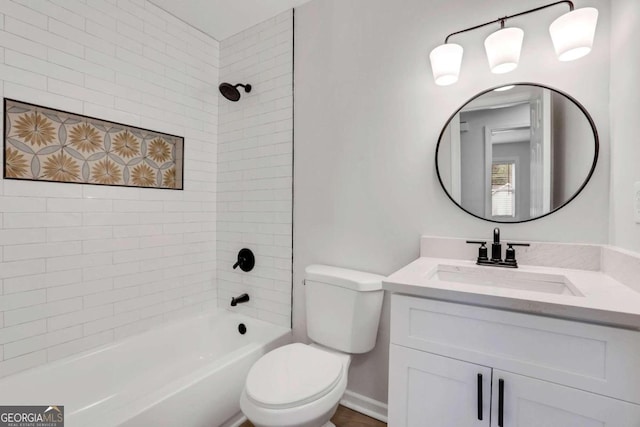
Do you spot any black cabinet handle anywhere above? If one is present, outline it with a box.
[498,379,505,426]
[477,373,483,420]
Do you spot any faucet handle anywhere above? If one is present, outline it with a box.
[504,242,530,266]
[466,240,488,263]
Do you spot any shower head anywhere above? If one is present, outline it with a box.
[219,82,252,102]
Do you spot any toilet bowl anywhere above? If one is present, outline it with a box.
[240,343,350,427]
[240,265,385,427]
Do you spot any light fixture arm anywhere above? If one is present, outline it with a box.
[443,0,574,43]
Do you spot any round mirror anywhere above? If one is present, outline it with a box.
[436,83,598,223]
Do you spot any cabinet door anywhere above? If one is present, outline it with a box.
[389,344,491,427]
[491,370,640,427]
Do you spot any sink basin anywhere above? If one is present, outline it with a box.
[426,264,583,296]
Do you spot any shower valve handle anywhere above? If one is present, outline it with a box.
[233,248,255,272]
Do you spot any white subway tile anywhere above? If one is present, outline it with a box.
[4,82,84,113]
[47,226,112,243]
[82,237,138,254]
[48,48,115,82]
[0,196,46,212]
[0,350,46,377]
[47,279,113,302]
[113,269,163,289]
[83,311,138,336]
[22,0,85,29]
[0,228,46,246]
[49,18,115,55]
[46,253,112,273]
[3,179,83,199]
[4,16,83,58]
[112,224,161,238]
[47,304,113,332]
[82,185,140,200]
[1,1,48,28]
[4,298,83,326]
[47,198,112,213]
[3,325,82,359]
[112,200,163,212]
[112,246,162,264]
[0,290,46,311]
[47,330,113,362]
[82,262,139,281]
[0,0,224,371]
[3,269,82,294]
[0,62,46,90]
[84,287,138,309]
[0,320,46,345]
[48,78,114,107]
[0,30,48,59]
[82,212,139,226]
[3,241,81,261]
[0,259,46,280]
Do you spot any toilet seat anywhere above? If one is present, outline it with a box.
[245,343,343,410]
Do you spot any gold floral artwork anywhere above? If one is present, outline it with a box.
[69,123,102,153]
[13,110,56,147]
[5,147,29,178]
[112,130,140,158]
[91,159,121,185]
[4,99,183,189]
[42,151,81,182]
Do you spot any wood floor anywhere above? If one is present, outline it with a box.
[239,405,387,427]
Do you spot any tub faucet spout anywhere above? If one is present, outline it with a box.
[231,293,250,307]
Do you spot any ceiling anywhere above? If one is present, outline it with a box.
[149,0,311,41]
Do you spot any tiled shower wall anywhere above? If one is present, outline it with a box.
[217,11,293,327]
[0,0,218,377]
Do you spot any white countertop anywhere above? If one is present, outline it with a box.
[383,257,640,330]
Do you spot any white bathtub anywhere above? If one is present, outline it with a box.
[0,310,291,427]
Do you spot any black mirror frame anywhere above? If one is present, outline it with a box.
[435,82,599,224]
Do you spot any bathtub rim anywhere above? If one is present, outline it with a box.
[0,309,291,383]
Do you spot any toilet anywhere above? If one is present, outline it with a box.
[240,264,385,427]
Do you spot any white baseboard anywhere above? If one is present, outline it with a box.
[222,390,387,426]
[340,389,388,423]
[221,411,247,427]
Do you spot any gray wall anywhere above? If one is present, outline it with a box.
[294,0,611,405]
[610,0,640,252]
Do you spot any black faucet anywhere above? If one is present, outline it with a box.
[491,227,502,262]
[230,293,250,307]
[466,228,530,268]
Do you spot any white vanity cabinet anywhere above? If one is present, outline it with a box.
[389,345,491,426]
[388,294,640,427]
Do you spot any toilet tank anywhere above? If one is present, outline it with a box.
[304,265,385,354]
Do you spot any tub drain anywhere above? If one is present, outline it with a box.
[238,323,247,335]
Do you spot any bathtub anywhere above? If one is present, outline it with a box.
[0,310,291,427]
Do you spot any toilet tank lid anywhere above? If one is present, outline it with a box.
[305,265,385,292]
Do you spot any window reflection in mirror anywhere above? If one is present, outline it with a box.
[436,84,598,223]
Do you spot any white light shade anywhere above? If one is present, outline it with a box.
[429,43,464,86]
[484,27,524,74]
[549,7,598,61]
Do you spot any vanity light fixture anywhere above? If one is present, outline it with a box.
[429,1,598,86]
